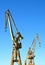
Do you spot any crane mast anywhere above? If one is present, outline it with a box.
[27,33,41,65]
[5,9,23,65]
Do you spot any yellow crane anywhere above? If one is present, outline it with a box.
[27,33,41,65]
[5,9,23,65]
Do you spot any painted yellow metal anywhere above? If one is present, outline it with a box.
[5,9,23,65]
[27,33,41,65]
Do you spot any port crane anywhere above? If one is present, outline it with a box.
[5,9,23,65]
[27,33,41,65]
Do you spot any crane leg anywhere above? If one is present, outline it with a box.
[17,50,22,65]
[10,50,14,65]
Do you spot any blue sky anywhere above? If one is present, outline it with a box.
[0,0,45,65]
